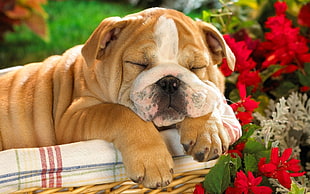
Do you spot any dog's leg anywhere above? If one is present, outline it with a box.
[56,100,173,188]
[0,132,2,151]
[177,114,230,162]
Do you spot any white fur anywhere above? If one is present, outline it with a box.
[154,16,179,65]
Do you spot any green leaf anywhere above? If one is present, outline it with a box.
[229,156,242,177]
[202,10,212,23]
[255,95,270,115]
[239,124,260,142]
[255,150,271,162]
[297,72,310,86]
[244,139,266,154]
[288,182,306,194]
[270,81,298,99]
[244,154,258,173]
[235,0,258,9]
[229,88,240,103]
[260,65,282,83]
[204,155,232,194]
[297,64,310,86]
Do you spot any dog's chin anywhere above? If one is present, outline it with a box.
[152,107,185,127]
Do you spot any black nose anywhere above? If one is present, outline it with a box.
[156,76,180,95]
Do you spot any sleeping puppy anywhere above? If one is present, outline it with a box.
[0,8,235,188]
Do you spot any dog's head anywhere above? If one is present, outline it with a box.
[81,8,235,127]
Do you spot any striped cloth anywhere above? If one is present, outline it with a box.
[0,130,219,194]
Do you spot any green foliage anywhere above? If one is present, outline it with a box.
[201,0,263,34]
[238,124,259,141]
[289,183,306,194]
[203,123,270,193]
[204,155,241,193]
[244,139,266,153]
[244,153,258,172]
[297,63,310,87]
[0,0,141,68]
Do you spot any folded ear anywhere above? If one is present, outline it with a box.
[196,21,235,71]
[81,17,127,66]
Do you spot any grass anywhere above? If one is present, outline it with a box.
[0,0,202,68]
[0,0,141,68]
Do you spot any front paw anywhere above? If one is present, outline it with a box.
[178,114,230,162]
[122,143,174,188]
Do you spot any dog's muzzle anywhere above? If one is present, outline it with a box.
[129,64,221,127]
[152,75,188,126]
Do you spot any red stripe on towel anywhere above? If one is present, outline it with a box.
[55,146,63,187]
[39,148,47,188]
[47,147,55,187]
[223,122,241,144]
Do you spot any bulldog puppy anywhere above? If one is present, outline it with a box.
[0,8,235,188]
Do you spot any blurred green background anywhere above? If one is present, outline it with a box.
[0,1,139,68]
[0,0,203,68]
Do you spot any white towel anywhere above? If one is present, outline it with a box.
[0,130,218,194]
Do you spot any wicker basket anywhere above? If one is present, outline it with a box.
[11,168,210,194]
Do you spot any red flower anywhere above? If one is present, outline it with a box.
[274,1,287,16]
[298,3,310,27]
[258,147,306,189]
[220,58,233,77]
[260,1,310,76]
[237,71,261,91]
[226,171,273,194]
[235,111,254,125]
[193,183,205,194]
[272,64,299,77]
[230,83,259,125]
[300,86,310,92]
[220,35,257,77]
[228,142,245,158]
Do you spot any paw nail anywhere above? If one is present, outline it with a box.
[156,182,161,188]
[130,177,141,184]
[195,152,205,162]
[182,143,190,152]
[137,176,144,183]
[222,146,227,153]
[209,154,219,161]
[165,180,171,186]
[170,168,174,174]
[214,149,218,154]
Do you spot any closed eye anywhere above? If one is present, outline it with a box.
[125,61,148,68]
[191,66,206,70]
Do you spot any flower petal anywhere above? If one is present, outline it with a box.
[226,187,242,194]
[274,1,287,15]
[280,148,292,162]
[270,147,280,165]
[193,183,205,194]
[298,3,310,27]
[251,186,273,194]
[277,170,292,189]
[287,159,302,172]
[235,171,249,188]
[289,171,306,177]
[259,163,277,176]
